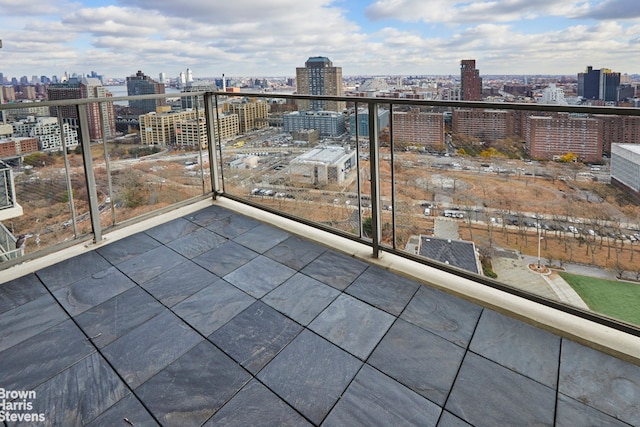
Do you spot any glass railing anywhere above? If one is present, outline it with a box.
[2,91,640,333]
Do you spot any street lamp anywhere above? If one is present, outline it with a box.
[537,221,544,269]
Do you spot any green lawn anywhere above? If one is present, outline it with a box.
[559,272,640,326]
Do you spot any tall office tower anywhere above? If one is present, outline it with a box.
[179,72,186,88]
[126,70,166,114]
[295,56,345,112]
[159,72,167,85]
[600,69,620,102]
[47,77,115,141]
[578,66,620,102]
[460,59,482,101]
[186,68,194,84]
[578,66,601,100]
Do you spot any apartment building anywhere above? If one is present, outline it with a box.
[223,99,269,134]
[452,109,512,142]
[296,57,345,112]
[526,113,603,162]
[392,108,445,150]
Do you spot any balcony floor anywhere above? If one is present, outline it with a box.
[1,203,639,426]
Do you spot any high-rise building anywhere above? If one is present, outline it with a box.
[526,113,602,162]
[600,69,620,102]
[392,108,445,151]
[452,109,512,142]
[295,57,345,112]
[460,59,482,101]
[126,70,166,114]
[224,98,270,134]
[47,77,115,141]
[578,66,621,102]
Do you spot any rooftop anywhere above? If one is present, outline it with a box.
[1,199,639,426]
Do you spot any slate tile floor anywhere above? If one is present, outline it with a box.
[1,204,639,426]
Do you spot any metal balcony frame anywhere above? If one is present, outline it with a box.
[2,91,640,337]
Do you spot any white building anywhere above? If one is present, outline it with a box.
[611,143,640,202]
[538,84,568,105]
[29,117,79,151]
[289,145,356,185]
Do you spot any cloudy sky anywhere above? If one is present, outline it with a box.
[1,0,639,80]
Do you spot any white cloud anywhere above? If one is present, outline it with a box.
[1,0,640,78]
[365,0,591,24]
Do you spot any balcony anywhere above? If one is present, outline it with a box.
[1,93,640,425]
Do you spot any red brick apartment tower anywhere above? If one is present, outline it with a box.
[461,59,482,101]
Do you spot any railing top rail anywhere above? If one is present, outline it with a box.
[1,90,640,117]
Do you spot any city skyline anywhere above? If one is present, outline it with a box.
[1,1,640,79]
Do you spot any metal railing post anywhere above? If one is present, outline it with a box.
[204,92,221,197]
[368,101,382,258]
[77,104,102,243]
[98,101,116,226]
[57,110,79,237]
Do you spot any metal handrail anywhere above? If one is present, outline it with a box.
[2,92,640,336]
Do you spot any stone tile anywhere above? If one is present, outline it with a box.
[257,330,362,425]
[136,340,250,426]
[309,294,395,359]
[86,394,159,427]
[0,293,67,353]
[101,311,202,389]
[184,204,233,227]
[205,213,261,239]
[223,255,296,298]
[262,273,340,325]
[555,393,630,427]
[437,411,473,427]
[210,301,302,374]
[117,246,187,284]
[401,284,483,347]
[446,352,556,427]
[345,265,419,316]
[559,339,640,425]
[0,273,47,315]
[204,380,312,427]
[232,223,290,253]
[323,364,441,427]
[0,319,95,391]
[193,240,258,277]
[96,232,162,265]
[140,260,218,307]
[264,235,326,270]
[166,227,228,259]
[74,286,165,348]
[52,266,136,316]
[368,318,465,406]
[300,250,368,290]
[470,309,560,388]
[22,352,128,427]
[36,251,112,291]
[172,279,255,336]
[144,217,201,244]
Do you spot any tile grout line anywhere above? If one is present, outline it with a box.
[34,260,164,426]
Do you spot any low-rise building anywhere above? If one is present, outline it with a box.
[289,145,355,185]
